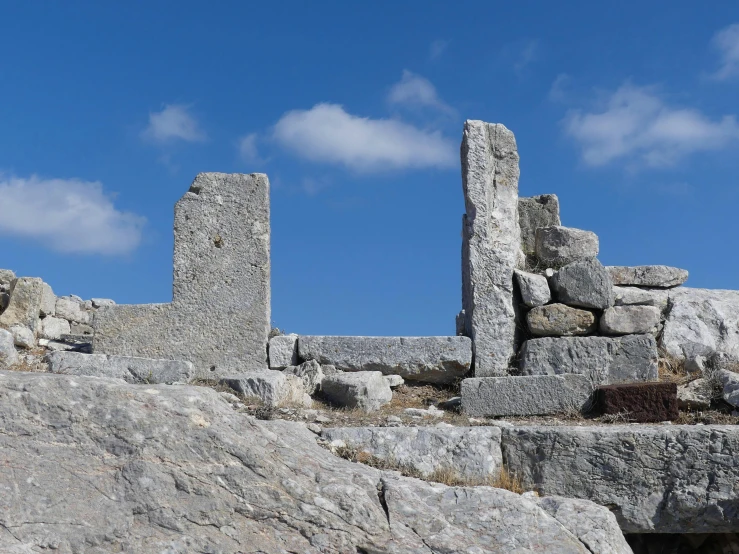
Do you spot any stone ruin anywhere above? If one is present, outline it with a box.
[2,120,739,551]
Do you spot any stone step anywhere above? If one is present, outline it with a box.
[46,351,192,384]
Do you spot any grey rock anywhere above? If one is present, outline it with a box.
[40,282,56,317]
[437,396,462,410]
[0,329,18,367]
[518,194,561,255]
[322,426,502,480]
[0,292,8,312]
[515,269,551,308]
[535,226,599,266]
[502,424,739,533]
[461,121,522,377]
[527,304,597,336]
[322,371,392,412]
[0,371,621,553]
[94,173,271,377]
[677,378,712,410]
[55,296,91,325]
[38,338,76,352]
[221,371,311,407]
[10,325,35,349]
[600,305,661,335]
[0,277,44,334]
[0,269,16,287]
[607,265,689,288]
[268,333,299,369]
[283,359,324,394]
[613,286,669,309]
[662,287,739,361]
[711,351,739,371]
[46,351,193,384]
[384,374,405,388]
[91,298,116,308]
[520,335,659,385]
[551,258,614,309]
[717,369,739,407]
[684,355,708,374]
[298,335,472,384]
[70,322,94,336]
[461,375,593,417]
[455,309,465,336]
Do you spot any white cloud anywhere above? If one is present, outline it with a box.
[141,104,206,143]
[563,83,739,167]
[711,23,739,80]
[272,103,456,172]
[387,70,454,115]
[0,175,145,255]
[429,39,448,60]
[513,40,538,75]
[548,73,570,102]
[238,133,263,164]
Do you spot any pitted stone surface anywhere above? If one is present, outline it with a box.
[607,265,688,288]
[717,369,739,407]
[269,333,299,369]
[298,335,472,384]
[535,226,599,266]
[520,335,658,384]
[462,374,593,416]
[0,277,43,334]
[283,359,324,394]
[322,426,502,480]
[461,121,522,377]
[515,269,551,308]
[94,173,271,377]
[221,371,310,407]
[321,371,392,412]
[518,194,561,255]
[0,329,18,368]
[527,304,597,336]
[600,305,661,335]
[613,286,669,309]
[502,424,739,533]
[46,351,193,384]
[55,296,91,325]
[662,287,739,361]
[550,258,614,309]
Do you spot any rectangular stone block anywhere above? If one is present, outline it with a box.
[298,335,471,384]
[461,374,592,417]
[520,335,658,385]
[593,382,678,422]
[518,194,560,255]
[0,277,43,334]
[461,121,522,377]
[607,265,688,288]
[94,173,270,377]
[268,334,299,369]
[220,371,309,407]
[46,351,193,384]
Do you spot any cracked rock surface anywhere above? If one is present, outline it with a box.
[0,370,627,553]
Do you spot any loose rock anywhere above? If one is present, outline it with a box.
[600,305,661,335]
[0,329,18,368]
[221,371,311,408]
[550,258,614,309]
[383,374,404,388]
[283,359,324,394]
[535,226,599,266]
[321,371,392,412]
[527,303,597,336]
[55,296,91,325]
[717,369,739,407]
[677,378,712,410]
[10,325,35,348]
[515,269,551,308]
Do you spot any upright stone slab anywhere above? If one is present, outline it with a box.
[518,194,560,255]
[94,173,270,376]
[461,121,522,377]
[0,277,44,335]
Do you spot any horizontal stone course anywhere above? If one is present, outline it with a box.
[535,226,599,266]
[607,265,688,288]
[46,351,193,384]
[298,335,471,384]
[527,304,596,337]
[600,305,661,335]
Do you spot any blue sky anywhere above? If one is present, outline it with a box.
[1,2,739,336]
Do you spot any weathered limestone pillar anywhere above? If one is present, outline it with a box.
[93,173,270,376]
[461,121,522,376]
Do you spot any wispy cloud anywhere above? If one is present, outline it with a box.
[387,70,454,115]
[513,39,538,76]
[563,82,739,167]
[711,23,739,81]
[238,133,263,164]
[141,104,206,144]
[548,73,570,102]
[0,175,145,255]
[429,39,448,60]
[272,103,456,172]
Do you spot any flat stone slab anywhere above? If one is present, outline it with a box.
[613,286,668,309]
[600,305,660,335]
[461,375,593,417]
[520,335,658,385]
[607,265,688,288]
[322,426,502,480]
[220,371,310,407]
[46,351,193,384]
[321,371,392,412]
[502,424,739,533]
[526,304,596,337]
[593,382,678,422]
[298,336,472,384]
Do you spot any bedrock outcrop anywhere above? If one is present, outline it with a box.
[0,370,628,553]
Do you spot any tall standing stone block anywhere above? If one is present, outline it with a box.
[518,194,560,255]
[94,173,270,376]
[461,121,522,377]
[0,277,44,335]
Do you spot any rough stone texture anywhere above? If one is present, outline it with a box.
[607,265,689,288]
[502,424,739,533]
[461,120,522,377]
[0,371,622,553]
[518,194,561,255]
[221,371,310,407]
[455,309,465,336]
[91,298,115,308]
[677,378,712,410]
[10,325,35,348]
[527,304,597,337]
[535,226,599,266]
[55,296,91,325]
[321,371,392,412]
[600,305,661,335]
[268,333,299,369]
[298,335,472,384]
[712,351,739,371]
[514,269,551,308]
[662,287,739,361]
[0,269,15,288]
[462,374,593,417]
[40,316,71,340]
[40,282,56,317]
[0,277,44,334]
[283,359,324,394]
[0,329,18,368]
[384,374,404,388]
[593,382,678,422]
[613,286,669,309]
[322,426,502,480]
[46,351,193,384]
[717,369,739,407]
[94,173,271,377]
[520,335,659,385]
[551,258,614,309]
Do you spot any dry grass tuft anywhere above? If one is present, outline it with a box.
[658,349,692,385]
